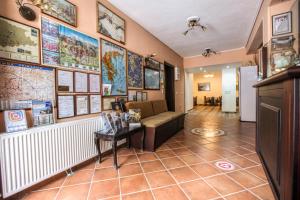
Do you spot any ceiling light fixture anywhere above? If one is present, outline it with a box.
[16,0,51,21]
[202,48,217,57]
[183,16,207,36]
[203,74,214,78]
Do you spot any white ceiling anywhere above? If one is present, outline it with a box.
[109,0,262,57]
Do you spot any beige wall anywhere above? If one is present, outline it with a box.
[0,0,185,125]
[184,48,254,69]
[193,72,222,105]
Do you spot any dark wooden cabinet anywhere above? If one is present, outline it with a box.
[255,67,300,200]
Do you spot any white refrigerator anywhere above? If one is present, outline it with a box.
[239,66,257,122]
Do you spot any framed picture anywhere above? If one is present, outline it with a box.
[272,12,292,36]
[128,90,137,101]
[74,72,88,93]
[116,96,128,103]
[102,97,116,111]
[32,100,54,126]
[89,73,101,93]
[57,95,75,119]
[42,0,77,27]
[198,82,211,91]
[101,39,127,96]
[142,92,148,101]
[136,91,142,102]
[127,51,143,89]
[57,69,74,92]
[41,17,99,71]
[145,58,160,70]
[75,95,89,115]
[144,68,160,90]
[0,16,40,64]
[90,94,101,114]
[97,2,125,44]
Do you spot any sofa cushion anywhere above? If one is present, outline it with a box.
[152,100,168,115]
[125,101,154,119]
[157,112,184,119]
[141,114,174,128]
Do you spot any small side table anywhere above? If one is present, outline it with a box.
[94,125,145,169]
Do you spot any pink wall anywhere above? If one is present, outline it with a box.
[0,0,185,113]
[184,48,254,68]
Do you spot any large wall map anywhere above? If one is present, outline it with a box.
[0,61,55,101]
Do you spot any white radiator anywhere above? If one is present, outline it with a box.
[0,117,119,198]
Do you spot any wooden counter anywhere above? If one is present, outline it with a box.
[254,66,300,200]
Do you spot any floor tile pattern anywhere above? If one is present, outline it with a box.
[22,106,275,200]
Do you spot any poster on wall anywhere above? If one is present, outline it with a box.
[74,72,88,92]
[57,95,75,118]
[32,100,54,126]
[89,74,101,93]
[42,0,77,27]
[198,82,211,91]
[101,39,127,96]
[102,97,116,110]
[97,3,125,44]
[127,51,143,89]
[57,70,74,92]
[76,95,89,115]
[41,17,99,71]
[0,17,40,64]
[144,68,160,90]
[90,95,101,113]
[0,60,55,102]
[4,110,28,133]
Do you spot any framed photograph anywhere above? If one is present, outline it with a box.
[57,69,74,92]
[272,12,292,36]
[41,17,99,71]
[0,16,40,64]
[127,51,143,89]
[145,58,160,70]
[97,2,125,44]
[142,92,148,101]
[111,102,124,112]
[101,39,127,96]
[136,91,142,102]
[75,72,88,93]
[116,96,128,103]
[102,84,112,96]
[57,95,75,119]
[128,90,137,101]
[144,68,160,90]
[89,73,101,93]
[75,95,89,115]
[198,82,211,91]
[42,0,77,27]
[90,94,101,114]
[102,97,116,111]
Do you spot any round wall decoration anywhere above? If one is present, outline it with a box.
[215,161,235,171]
[190,128,225,138]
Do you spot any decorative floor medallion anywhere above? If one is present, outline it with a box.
[215,161,235,171]
[190,128,225,138]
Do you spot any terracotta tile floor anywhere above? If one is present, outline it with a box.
[22,106,275,200]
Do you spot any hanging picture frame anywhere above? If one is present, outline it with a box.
[128,90,137,101]
[102,97,116,111]
[89,73,101,93]
[127,51,143,89]
[144,67,160,90]
[57,69,74,93]
[97,2,126,44]
[272,12,292,36]
[142,92,148,101]
[42,0,77,27]
[74,72,88,93]
[145,58,160,70]
[90,94,101,114]
[57,95,75,119]
[0,16,40,64]
[75,95,89,116]
[136,91,142,102]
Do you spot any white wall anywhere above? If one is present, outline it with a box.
[185,72,194,112]
[222,68,237,112]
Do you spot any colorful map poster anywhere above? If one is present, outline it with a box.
[127,51,143,89]
[41,17,99,71]
[101,39,127,96]
[0,60,55,102]
[0,17,40,64]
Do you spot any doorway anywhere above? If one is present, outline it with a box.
[164,62,175,111]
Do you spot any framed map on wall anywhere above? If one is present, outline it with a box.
[101,39,127,96]
[42,0,77,27]
[97,3,125,44]
[0,16,40,64]
[41,17,99,72]
[127,51,143,89]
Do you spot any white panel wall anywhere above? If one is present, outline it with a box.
[185,72,194,113]
[222,68,237,112]
[239,66,257,122]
